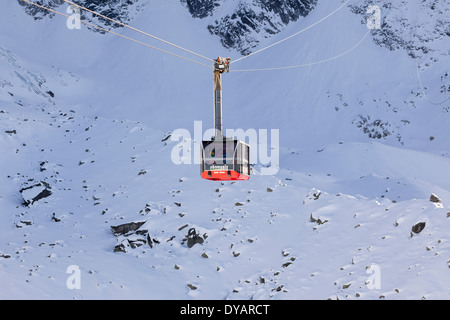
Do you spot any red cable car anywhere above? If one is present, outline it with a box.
[200,57,250,181]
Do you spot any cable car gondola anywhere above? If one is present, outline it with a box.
[201,138,250,181]
[200,57,250,181]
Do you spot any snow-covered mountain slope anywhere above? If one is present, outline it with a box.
[0,0,449,300]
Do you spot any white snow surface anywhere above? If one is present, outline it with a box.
[0,0,449,300]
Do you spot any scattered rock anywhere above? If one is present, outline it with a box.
[51,213,61,222]
[274,285,284,292]
[235,202,244,206]
[113,233,152,253]
[17,220,33,227]
[114,242,127,253]
[186,228,204,248]
[187,283,197,290]
[111,221,157,253]
[430,194,442,203]
[128,238,146,249]
[111,221,146,236]
[313,191,321,200]
[161,134,171,142]
[266,187,273,192]
[39,161,47,172]
[147,233,155,248]
[20,182,52,206]
[412,222,426,234]
[310,213,328,225]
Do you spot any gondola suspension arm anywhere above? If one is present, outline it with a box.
[213,57,230,139]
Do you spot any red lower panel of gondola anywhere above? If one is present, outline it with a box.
[201,170,250,181]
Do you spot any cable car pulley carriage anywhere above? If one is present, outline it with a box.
[200,57,250,181]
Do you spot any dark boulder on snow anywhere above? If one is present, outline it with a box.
[412,222,426,234]
[111,221,146,236]
[128,238,147,249]
[111,221,156,253]
[114,242,127,253]
[430,194,442,203]
[20,182,52,206]
[113,238,147,253]
[111,222,204,253]
[113,234,149,253]
[186,228,204,248]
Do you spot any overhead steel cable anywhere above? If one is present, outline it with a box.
[20,0,213,69]
[63,0,214,64]
[21,1,375,76]
[230,29,370,72]
[231,0,352,65]
[415,60,450,105]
